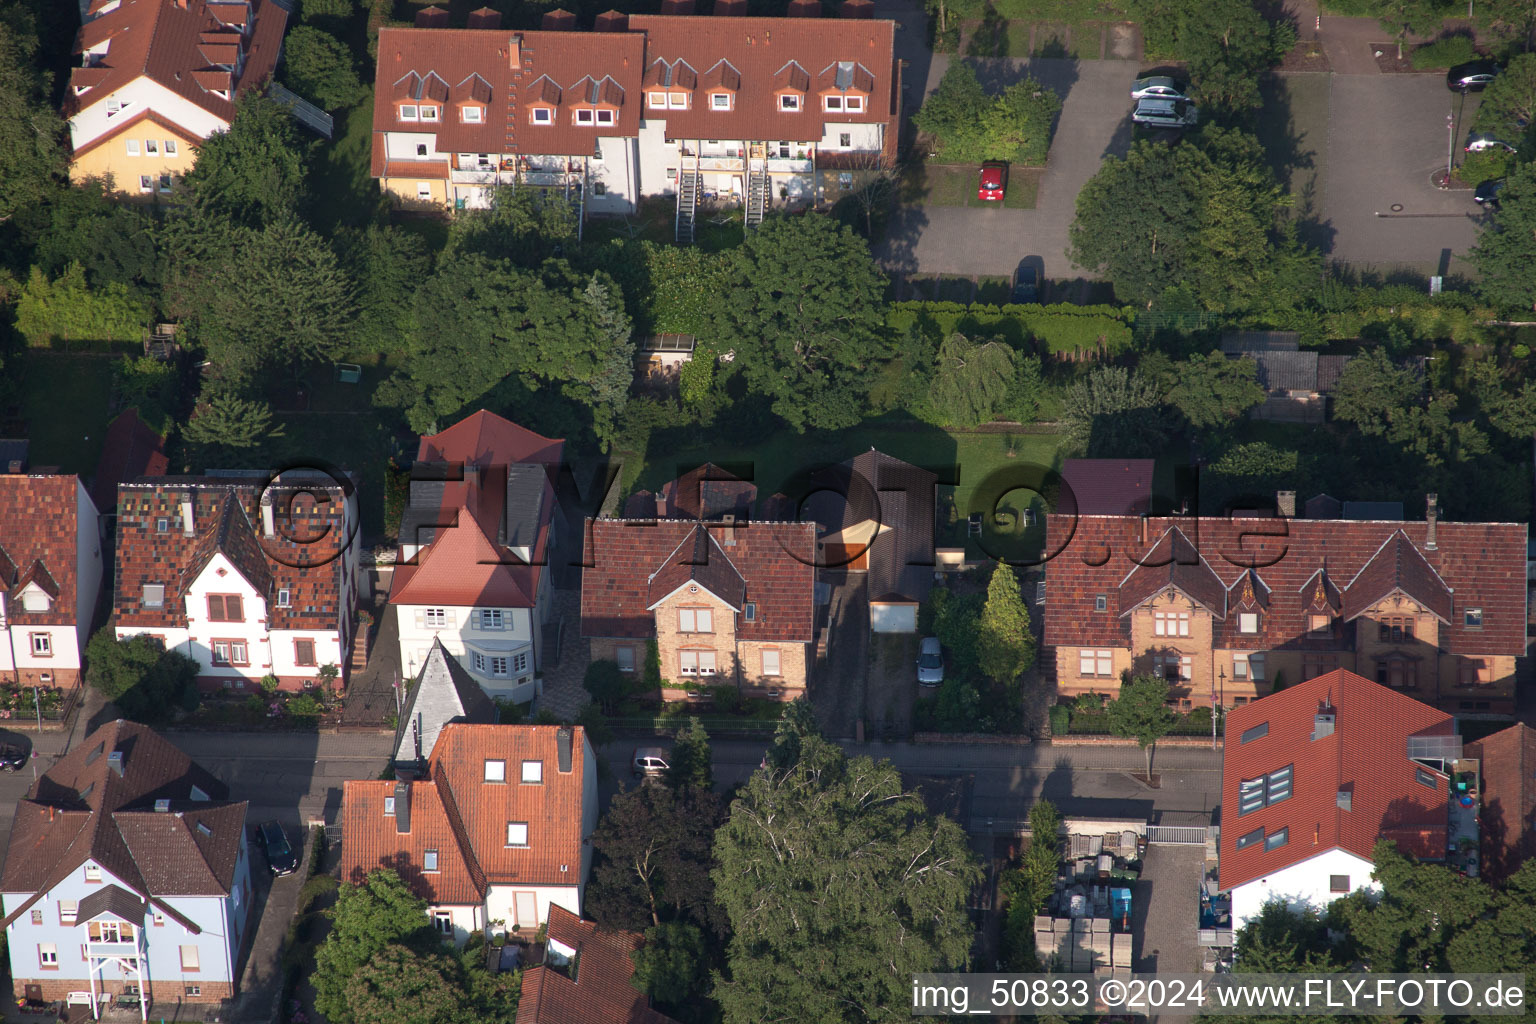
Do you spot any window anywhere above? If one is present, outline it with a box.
[38,944,58,968]
[30,909,41,925]
[1153,653,1191,682]
[838,172,853,190]
[294,639,316,667]
[512,651,528,674]
[846,95,864,111]
[1094,595,1108,612]
[615,646,636,673]
[423,850,439,872]
[415,143,428,157]
[384,796,396,815]
[179,945,199,971]
[1233,652,1265,681]
[1379,617,1414,642]
[1238,612,1259,634]
[424,608,448,628]
[678,608,713,633]
[276,588,291,608]
[400,104,419,120]
[1302,654,1338,681]
[139,175,153,193]
[532,106,553,124]
[775,141,791,157]
[668,92,688,109]
[211,640,248,666]
[156,517,169,533]
[165,139,177,155]
[1266,765,1292,804]
[416,182,432,200]
[30,633,52,656]
[1264,827,1289,851]
[779,94,800,111]
[1330,874,1350,893]
[490,656,509,677]
[1376,656,1416,689]
[142,584,165,609]
[648,93,667,109]
[89,921,133,943]
[481,609,505,630]
[1079,649,1113,677]
[1308,613,1331,636]
[1460,658,1492,687]
[484,759,506,782]
[1416,767,1438,790]
[433,911,453,935]
[744,603,757,622]
[711,93,731,110]
[1240,722,1269,744]
[839,132,851,148]
[206,594,243,622]
[461,105,483,123]
[146,139,158,155]
[1153,611,1191,637]
[127,139,140,156]
[421,106,439,121]
[1465,608,1483,628]
[84,865,101,883]
[59,900,78,924]
[1238,765,1292,815]
[762,649,781,676]
[597,108,614,124]
[107,99,121,115]
[521,760,542,784]
[574,108,594,125]
[185,985,201,997]
[825,95,843,111]
[506,822,529,847]
[679,650,717,675]
[473,652,486,673]
[1235,827,1263,851]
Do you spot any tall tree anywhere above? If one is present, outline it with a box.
[14,262,149,348]
[182,93,312,226]
[711,735,980,1022]
[912,63,1058,163]
[667,717,714,794]
[1472,52,1536,142]
[334,223,430,356]
[588,784,722,932]
[445,185,579,266]
[1330,347,1424,435]
[28,180,162,295]
[1177,0,1292,114]
[313,869,439,1023]
[977,562,1035,686]
[0,21,66,221]
[709,216,890,431]
[571,275,635,451]
[342,944,477,1024]
[763,696,822,774]
[282,25,365,110]
[1471,162,1536,311]
[1059,365,1169,457]
[1104,674,1174,777]
[181,388,286,463]
[1165,351,1265,429]
[929,333,1017,427]
[632,921,711,1011]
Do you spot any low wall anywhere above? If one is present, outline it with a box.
[913,732,1033,744]
[1051,734,1223,749]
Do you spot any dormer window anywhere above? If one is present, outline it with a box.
[596,108,614,124]
[574,108,594,125]
[399,104,419,121]
[1238,612,1259,634]
[531,106,553,124]
[846,95,865,112]
[824,95,843,111]
[711,93,732,110]
[779,94,801,111]
[648,93,667,110]
[420,105,439,121]
[461,105,483,123]
[668,92,689,109]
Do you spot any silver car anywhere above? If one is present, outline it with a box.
[917,637,944,686]
[1132,97,1199,127]
[1131,75,1187,101]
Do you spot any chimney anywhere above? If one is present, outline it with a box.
[655,495,668,518]
[260,489,276,538]
[1425,492,1438,550]
[508,33,521,69]
[557,726,573,773]
[594,9,628,30]
[463,463,479,490]
[466,5,501,28]
[1276,490,1295,518]
[713,0,746,12]
[107,749,124,776]
[787,0,820,15]
[541,8,577,29]
[393,781,411,834]
[840,0,874,16]
[1311,703,1335,741]
[181,490,196,536]
[1139,514,1148,545]
[722,512,736,546]
[414,5,448,26]
[659,0,695,13]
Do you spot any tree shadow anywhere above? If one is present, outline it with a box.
[1257,73,1335,255]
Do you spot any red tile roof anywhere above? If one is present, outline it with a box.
[1465,723,1536,884]
[341,724,590,903]
[582,518,815,641]
[417,410,565,468]
[389,502,538,607]
[0,475,90,628]
[515,905,679,1024]
[1220,670,1453,892]
[63,0,287,140]
[90,408,168,513]
[115,476,352,631]
[1043,515,1526,655]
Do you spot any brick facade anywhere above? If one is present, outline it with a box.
[12,976,234,1004]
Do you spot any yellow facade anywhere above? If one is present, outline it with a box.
[381,176,450,206]
[71,129,198,196]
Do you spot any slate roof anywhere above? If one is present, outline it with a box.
[1043,514,1525,654]
[582,518,815,641]
[0,720,244,931]
[64,0,287,146]
[1464,723,1536,884]
[341,724,590,903]
[657,462,756,520]
[115,475,352,631]
[1220,670,1452,892]
[90,408,168,513]
[0,475,90,628]
[1060,459,1154,516]
[804,449,937,603]
[394,637,499,771]
[515,905,679,1024]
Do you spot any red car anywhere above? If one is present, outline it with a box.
[978,161,1007,202]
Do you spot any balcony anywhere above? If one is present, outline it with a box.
[696,155,745,170]
[766,157,814,173]
[451,167,502,184]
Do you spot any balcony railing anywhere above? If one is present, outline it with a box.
[766,157,814,173]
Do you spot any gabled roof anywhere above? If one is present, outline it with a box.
[646,525,746,610]
[582,518,815,641]
[657,462,756,520]
[393,638,499,770]
[90,408,168,513]
[416,410,565,467]
[390,503,535,607]
[178,489,275,601]
[1341,531,1453,624]
[77,884,145,924]
[1465,723,1536,884]
[1220,670,1452,892]
[0,720,244,931]
[1118,527,1228,619]
[515,905,679,1024]
[0,474,90,627]
[808,449,936,603]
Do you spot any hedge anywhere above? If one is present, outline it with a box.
[888,301,1136,356]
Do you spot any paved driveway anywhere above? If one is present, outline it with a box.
[879,55,1139,279]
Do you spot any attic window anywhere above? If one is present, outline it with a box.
[1465,608,1483,628]
[744,603,757,622]
[1094,595,1107,612]
[574,108,594,125]
[506,821,529,847]
[420,105,439,121]
[711,93,732,110]
[399,104,419,121]
[648,93,666,109]
[779,94,800,111]
[1337,789,1352,811]
[846,95,864,112]
[423,850,439,872]
[1239,722,1268,744]
[1239,612,1259,634]
[597,108,614,125]
[196,822,212,836]
[142,584,165,609]
[1264,827,1289,851]
[1235,827,1262,851]
[484,759,506,783]
[84,865,102,883]
[824,95,843,111]
[384,796,395,815]
[462,105,483,122]
[277,588,291,608]
[531,107,552,124]
[1416,767,1438,790]
[156,518,169,533]
[668,92,688,109]
[521,760,542,784]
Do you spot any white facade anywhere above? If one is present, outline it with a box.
[71,77,228,154]
[396,604,538,703]
[1229,847,1377,930]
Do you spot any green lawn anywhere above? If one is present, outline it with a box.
[585,196,745,252]
[990,0,1126,20]
[18,352,116,474]
[309,90,387,234]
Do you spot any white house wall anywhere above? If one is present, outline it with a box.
[485,883,581,936]
[587,135,638,213]
[1229,847,1377,930]
[71,77,228,152]
[636,118,678,197]
[10,626,82,679]
[817,119,882,153]
[396,604,537,703]
[384,131,443,161]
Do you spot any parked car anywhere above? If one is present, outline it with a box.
[1011,263,1039,304]
[1465,132,1516,153]
[0,743,26,772]
[1447,59,1500,91]
[1130,75,1187,100]
[978,161,1007,202]
[256,820,298,876]
[632,746,671,778]
[1131,97,1198,128]
[917,636,944,686]
[1474,179,1505,206]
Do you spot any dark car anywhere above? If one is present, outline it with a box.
[978,161,1007,202]
[1011,263,1039,304]
[1448,59,1500,92]
[1474,179,1505,207]
[0,743,26,772]
[256,820,298,876]
[1465,132,1515,153]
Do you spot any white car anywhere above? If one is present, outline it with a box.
[1132,97,1199,128]
[1131,75,1188,101]
[917,637,944,687]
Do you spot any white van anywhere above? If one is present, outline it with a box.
[1132,97,1198,128]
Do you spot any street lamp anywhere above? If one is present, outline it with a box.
[1212,669,1226,750]
[1445,111,1455,188]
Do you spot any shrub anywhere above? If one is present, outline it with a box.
[1411,35,1478,70]
[584,659,629,713]
[1459,148,1512,186]
[301,0,354,21]
[711,685,742,713]
[289,694,323,717]
[283,26,366,110]
[1048,703,1071,736]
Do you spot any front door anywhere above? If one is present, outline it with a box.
[514,891,538,929]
